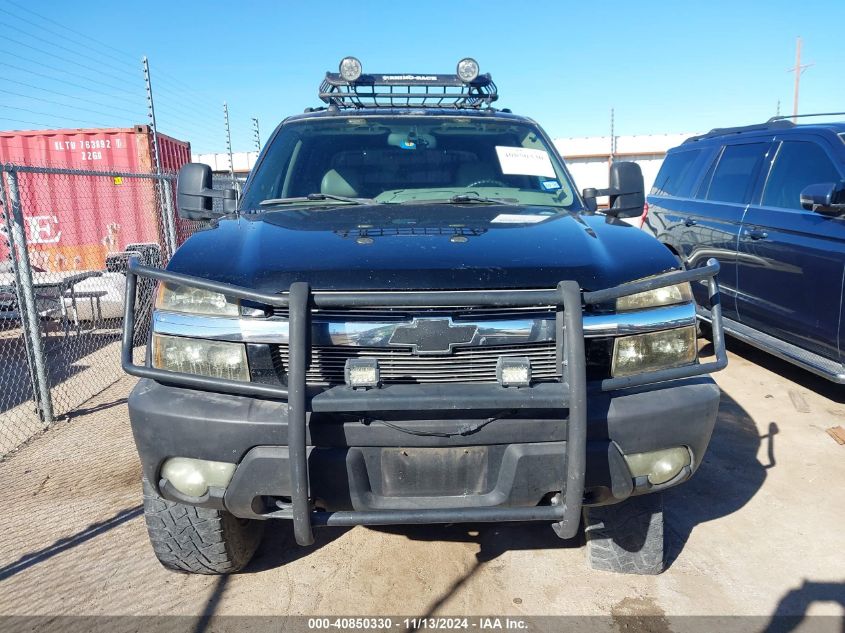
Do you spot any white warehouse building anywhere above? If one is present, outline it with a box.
[554,133,700,194]
[192,151,259,176]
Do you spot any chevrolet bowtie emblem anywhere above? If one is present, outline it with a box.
[388,318,479,355]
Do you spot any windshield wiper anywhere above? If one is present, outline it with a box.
[448,194,517,205]
[259,193,372,207]
[405,194,517,206]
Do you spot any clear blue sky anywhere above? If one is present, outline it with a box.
[2,0,844,153]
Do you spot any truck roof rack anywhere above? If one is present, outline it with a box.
[318,57,498,110]
[684,120,794,143]
[767,111,845,123]
[685,111,845,144]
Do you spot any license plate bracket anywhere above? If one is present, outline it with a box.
[379,446,489,497]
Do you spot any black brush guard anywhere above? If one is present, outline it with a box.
[122,258,726,546]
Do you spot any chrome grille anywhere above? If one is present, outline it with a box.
[271,305,556,320]
[273,342,560,385]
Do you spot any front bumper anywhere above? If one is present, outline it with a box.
[122,258,727,544]
[130,375,720,521]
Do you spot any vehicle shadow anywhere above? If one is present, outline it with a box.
[245,522,352,573]
[663,385,770,567]
[366,522,584,618]
[722,337,845,404]
[359,383,767,577]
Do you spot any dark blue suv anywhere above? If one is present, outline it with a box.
[644,116,845,383]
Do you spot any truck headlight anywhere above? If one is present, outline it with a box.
[156,282,239,317]
[611,326,697,377]
[152,333,249,381]
[615,282,693,312]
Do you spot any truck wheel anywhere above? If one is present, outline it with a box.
[142,478,264,574]
[583,492,665,575]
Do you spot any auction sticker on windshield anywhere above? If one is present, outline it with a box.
[495,146,555,178]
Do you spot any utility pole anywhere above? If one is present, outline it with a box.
[251,117,261,153]
[788,37,813,122]
[223,101,236,189]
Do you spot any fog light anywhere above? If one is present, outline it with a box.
[456,57,480,83]
[624,447,691,486]
[497,356,531,387]
[161,457,236,498]
[345,358,380,388]
[339,56,363,82]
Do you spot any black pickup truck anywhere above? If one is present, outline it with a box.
[123,58,727,576]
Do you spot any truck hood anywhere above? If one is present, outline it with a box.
[168,204,678,292]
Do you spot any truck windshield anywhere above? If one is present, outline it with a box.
[240,116,582,211]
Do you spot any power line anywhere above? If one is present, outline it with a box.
[0,76,146,118]
[4,0,140,65]
[1,10,138,71]
[0,104,110,127]
[0,88,143,122]
[0,50,140,96]
[3,0,211,100]
[0,116,63,129]
[1,61,136,98]
[0,19,139,79]
[153,105,225,132]
[0,34,134,88]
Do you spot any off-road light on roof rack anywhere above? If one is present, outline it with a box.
[456,58,480,83]
[319,58,498,110]
[339,56,363,83]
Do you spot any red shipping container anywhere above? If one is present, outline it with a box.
[0,125,191,271]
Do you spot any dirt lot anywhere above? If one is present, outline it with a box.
[1,339,843,625]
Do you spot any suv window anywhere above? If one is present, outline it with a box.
[699,142,768,204]
[651,149,702,197]
[762,141,842,210]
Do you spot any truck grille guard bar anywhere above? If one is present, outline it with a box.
[121,258,726,546]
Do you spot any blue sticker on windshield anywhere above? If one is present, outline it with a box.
[541,180,561,190]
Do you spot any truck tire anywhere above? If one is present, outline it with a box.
[142,479,264,574]
[583,492,665,575]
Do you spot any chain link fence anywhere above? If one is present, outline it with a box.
[0,163,200,457]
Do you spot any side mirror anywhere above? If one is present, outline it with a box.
[582,162,645,218]
[800,182,845,215]
[176,163,237,220]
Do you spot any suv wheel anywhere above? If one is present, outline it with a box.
[583,492,665,575]
[142,478,265,574]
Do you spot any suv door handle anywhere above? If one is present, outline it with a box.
[743,228,768,240]
[683,218,697,227]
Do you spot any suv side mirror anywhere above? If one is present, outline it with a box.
[177,163,237,220]
[582,161,645,218]
[800,182,845,215]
